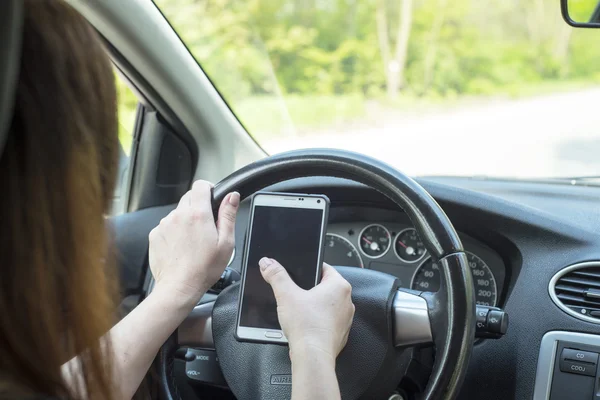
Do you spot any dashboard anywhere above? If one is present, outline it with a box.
[231,175,600,400]
[112,174,600,400]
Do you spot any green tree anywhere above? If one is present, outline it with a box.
[147,0,600,136]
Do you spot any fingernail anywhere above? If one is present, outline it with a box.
[229,192,240,207]
[259,257,271,271]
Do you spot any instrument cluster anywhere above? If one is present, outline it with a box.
[324,222,505,306]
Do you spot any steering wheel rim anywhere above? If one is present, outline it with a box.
[159,148,475,400]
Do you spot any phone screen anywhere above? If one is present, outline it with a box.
[240,205,324,330]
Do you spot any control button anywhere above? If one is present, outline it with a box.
[174,347,196,362]
[183,350,196,362]
[210,267,241,293]
[265,331,283,339]
[474,306,509,339]
[563,348,599,365]
[475,307,488,332]
[560,359,597,377]
[487,310,508,335]
[185,348,227,386]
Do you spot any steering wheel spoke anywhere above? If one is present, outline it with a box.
[178,288,436,351]
[393,289,433,347]
[178,302,214,349]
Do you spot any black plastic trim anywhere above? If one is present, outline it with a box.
[561,0,600,28]
[128,111,192,211]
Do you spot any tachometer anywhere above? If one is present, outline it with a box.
[324,233,364,268]
[358,224,391,258]
[411,252,497,306]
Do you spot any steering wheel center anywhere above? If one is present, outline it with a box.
[213,267,404,400]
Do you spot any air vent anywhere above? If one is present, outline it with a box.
[550,262,600,324]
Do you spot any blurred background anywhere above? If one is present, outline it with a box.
[117,0,600,179]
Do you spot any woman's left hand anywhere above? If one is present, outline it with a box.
[148,180,240,308]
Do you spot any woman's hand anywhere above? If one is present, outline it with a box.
[259,258,355,361]
[148,180,240,308]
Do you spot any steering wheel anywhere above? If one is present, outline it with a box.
[159,149,475,400]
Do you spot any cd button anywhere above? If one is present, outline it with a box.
[562,348,598,365]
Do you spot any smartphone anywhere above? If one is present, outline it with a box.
[236,192,330,344]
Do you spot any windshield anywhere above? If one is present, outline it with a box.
[153,0,600,179]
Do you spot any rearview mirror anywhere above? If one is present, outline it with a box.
[562,0,600,27]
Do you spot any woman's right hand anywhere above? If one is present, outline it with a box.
[259,258,355,361]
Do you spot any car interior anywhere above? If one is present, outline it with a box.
[3,0,600,399]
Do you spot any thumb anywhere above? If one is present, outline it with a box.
[259,257,298,299]
[217,192,240,250]
[320,263,343,283]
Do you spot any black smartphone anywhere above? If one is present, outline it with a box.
[235,191,330,344]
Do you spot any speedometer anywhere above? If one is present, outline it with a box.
[324,233,364,268]
[411,252,497,306]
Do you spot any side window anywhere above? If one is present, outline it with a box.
[112,72,139,215]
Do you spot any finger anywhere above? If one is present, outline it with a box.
[320,263,343,283]
[320,264,353,296]
[259,257,299,299]
[190,180,213,208]
[217,191,240,250]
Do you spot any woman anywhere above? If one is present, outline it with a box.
[0,1,355,400]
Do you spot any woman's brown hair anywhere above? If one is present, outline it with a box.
[0,0,119,398]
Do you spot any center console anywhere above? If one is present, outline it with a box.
[534,331,600,400]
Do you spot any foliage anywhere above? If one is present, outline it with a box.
[235,94,366,136]
[569,0,600,22]
[115,73,137,154]
[121,0,600,140]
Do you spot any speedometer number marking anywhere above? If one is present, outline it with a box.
[411,252,498,306]
[323,233,364,268]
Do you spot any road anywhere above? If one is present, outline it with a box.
[262,88,600,178]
